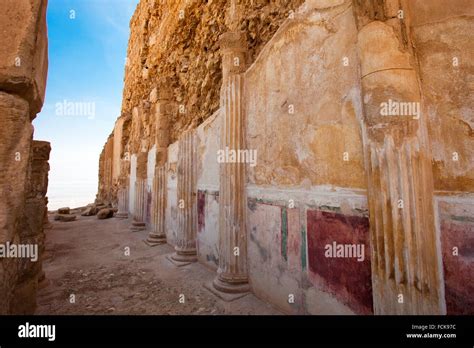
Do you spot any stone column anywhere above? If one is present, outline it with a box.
[146,82,173,246]
[170,131,198,263]
[116,157,130,219]
[353,1,444,314]
[116,186,129,219]
[212,31,250,294]
[130,153,147,232]
[146,166,167,245]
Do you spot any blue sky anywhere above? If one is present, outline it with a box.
[33,0,139,208]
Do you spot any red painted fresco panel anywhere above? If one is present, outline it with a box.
[197,190,206,233]
[307,210,373,314]
[441,219,474,315]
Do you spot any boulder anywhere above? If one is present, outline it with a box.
[97,208,114,220]
[81,206,98,216]
[57,207,70,214]
[54,214,76,222]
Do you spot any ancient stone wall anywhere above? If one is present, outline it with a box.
[102,0,473,315]
[97,133,115,204]
[13,141,51,314]
[406,0,474,315]
[0,0,49,314]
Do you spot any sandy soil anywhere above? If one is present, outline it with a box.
[36,213,280,315]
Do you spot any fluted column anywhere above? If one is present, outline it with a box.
[116,157,130,219]
[131,153,148,232]
[171,131,197,262]
[146,165,167,245]
[146,81,173,245]
[116,186,129,219]
[353,1,444,314]
[212,31,249,294]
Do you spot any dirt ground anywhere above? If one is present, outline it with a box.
[36,213,281,315]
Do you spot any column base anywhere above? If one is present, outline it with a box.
[204,279,250,302]
[212,276,250,294]
[130,221,146,232]
[166,251,197,267]
[144,233,167,247]
[115,212,128,219]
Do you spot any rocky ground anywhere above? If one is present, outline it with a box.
[36,213,280,315]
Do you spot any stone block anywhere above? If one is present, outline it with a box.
[0,0,48,117]
[0,92,32,243]
[81,206,98,216]
[97,208,114,219]
[10,277,38,314]
[57,207,70,214]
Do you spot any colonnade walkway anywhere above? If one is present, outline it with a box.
[36,214,280,315]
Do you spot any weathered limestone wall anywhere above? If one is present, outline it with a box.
[98,115,131,206]
[0,0,49,314]
[246,2,365,188]
[97,134,115,204]
[101,0,473,315]
[0,0,48,118]
[406,0,474,315]
[195,111,221,269]
[13,140,51,313]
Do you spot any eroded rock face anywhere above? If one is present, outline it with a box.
[11,141,51,314]
[0,1,49,314]
[122,0,304,144]
[0,0,48,117]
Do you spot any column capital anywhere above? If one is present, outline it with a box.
[220,31,248,79]
[219,31,247,53]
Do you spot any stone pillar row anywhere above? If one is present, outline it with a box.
[123,30,250,296]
